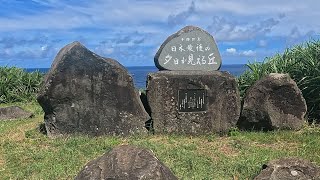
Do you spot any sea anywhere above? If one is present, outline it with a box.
[25,64,248,89]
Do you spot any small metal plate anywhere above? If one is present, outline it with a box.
[178,89,207,112]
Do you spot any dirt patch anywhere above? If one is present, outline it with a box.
[3,116,42,140]
[194,137,240,160]
[218,143,239,157]
[3,121,39,142]
[251,141,299,151]
[0,154,5,167]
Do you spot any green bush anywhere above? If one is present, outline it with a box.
[238,40,320,122]
[0,66,44,103]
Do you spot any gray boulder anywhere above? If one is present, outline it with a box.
[37,42,149,137]
[147,70,241,135]
[0,106,33,120]
[154,25,222,71]
[239,73,307,130]
[75,145,178,180]
[254,157,320,180]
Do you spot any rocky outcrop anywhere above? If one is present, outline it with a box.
[254,157,320,180]
[147,70,241,135]
[0,106,33,120]
[75,145,178,180]
[239,73,307,131]
[37,42,149,137]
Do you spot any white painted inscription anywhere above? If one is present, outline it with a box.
[163,37,218,66]
[155,27,222,71]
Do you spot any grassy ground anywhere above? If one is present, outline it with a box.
[1,103,320,180]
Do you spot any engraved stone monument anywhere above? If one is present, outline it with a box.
[147,26,241,135]
[155,26,222,71]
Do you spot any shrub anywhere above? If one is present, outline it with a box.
[0,66,44,103]
[238,40,320,122]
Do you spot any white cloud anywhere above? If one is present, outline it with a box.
[242,50,256,56]
[226,48,237,54]
[258,40,267,47]
[0,0,319,39]
[207,16,281,41]
[167,1,196,26]
[0,0,319,67]
[105,48,114,54]
[41,45,48,51]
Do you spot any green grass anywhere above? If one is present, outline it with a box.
[238,40,320,122]
[1,103,320,179]
[0,66,43,103]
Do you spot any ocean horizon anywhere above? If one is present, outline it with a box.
[25,64,248,89]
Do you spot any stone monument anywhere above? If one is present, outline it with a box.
[147,26,241,135]
[155,26,222,71]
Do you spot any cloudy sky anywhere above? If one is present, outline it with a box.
[0,0,319,68]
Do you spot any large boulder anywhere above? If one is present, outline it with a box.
[147,71,241,135]
[75,145,178,180]
[254,158,320,180]
[239,73,307,130]
[0,106,33,120]
[37,42,149,137]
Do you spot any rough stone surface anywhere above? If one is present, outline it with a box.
[239,73,307,131]
[0,106,33,120]
[146,71,240,135]
[75,145,178,180]
[254,158,320,180]
[37,41,149,137]
[154,26,222,71]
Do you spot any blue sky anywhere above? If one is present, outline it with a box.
[0,0,319,68]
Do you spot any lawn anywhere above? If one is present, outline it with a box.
[1,102,320,179]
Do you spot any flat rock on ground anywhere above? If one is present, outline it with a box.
[75,145,178,180]
[37,41,149,137]
[0,106,33,120]
[254,157,320,180]
[239,73,307,131]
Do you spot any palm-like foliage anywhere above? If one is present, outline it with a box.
[0,66,43,103]
[238,40,320,122]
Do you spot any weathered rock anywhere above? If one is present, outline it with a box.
[75,145,178,180]
[146,71,241,135]
[0,106,33,120]
[37,41,149,137]
[154,26,222,71]
[239,73,307,131]
[254,157,320,180]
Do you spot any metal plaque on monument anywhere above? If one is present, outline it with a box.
[147,26,240,135]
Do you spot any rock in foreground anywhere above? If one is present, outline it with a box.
[0,106,33,120]
[37,42,149,137]
[254,157,320,180]
[239,73,307,131]
[75,145,178,180]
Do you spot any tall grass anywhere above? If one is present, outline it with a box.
[0,66,43,103]
[238,40,320,122]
